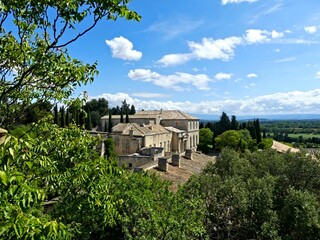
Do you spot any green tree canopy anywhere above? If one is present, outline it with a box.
[0,0,140,129]
[183,149,320,240]
[198,127,213,153]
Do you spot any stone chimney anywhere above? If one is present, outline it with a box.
[184,149,193,160]
[158,157,168,172]
[129,128,134,138]
[171,153,180,167]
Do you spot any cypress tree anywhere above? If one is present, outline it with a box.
[231,115,239,130]
[255,119,262,143]
[263,130,267,139]
[54,104,59,125]
[125,109,129,123]
[79,109,85,127]
[247,121,257,140]
[60,106,65,128]
[85,106,92,130]
[108,111,113,132]
[66,108,70,127]
[120,109,124,123]
[130,105,136,115]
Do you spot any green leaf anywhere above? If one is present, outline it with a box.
[8,147,14,158]
[0,170,8,186]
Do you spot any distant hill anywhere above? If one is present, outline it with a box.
[192,114,320,122]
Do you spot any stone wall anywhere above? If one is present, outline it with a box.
[118,154,154,168]
[112,135,141,155]
[144,132,172,152]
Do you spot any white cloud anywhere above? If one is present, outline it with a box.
[271,30,284,39]
[304,26,317,34]
[94,89,320,115]
[215,72,233,80]
[131,92,169,98]
[221,0,257,5]
[157,36,242,66]
[245,29,270,44]
[156,28,301,67]
[316,71,320,79]
[247,73,258,78]
[157,53,192,66]
[274,57,296,63]
[127,69,160,81]
[105,36,142,61]
[188,37,243,61]
[128,69,212,91]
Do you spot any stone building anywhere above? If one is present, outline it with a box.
[101,110,199,153]
[111,123,172,155]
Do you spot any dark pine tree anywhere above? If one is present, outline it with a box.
[79,109,85,127]
[66,108,70,127]
[247,121,257,140]
[125,109,129,123]
[120,109,124,123]
[130,105,136,115]
[263,130,267,139]
[60,106,65,128]
[85,106,92,130]
[254,119,262,143]
[231,115,239,130]
[199,122,204,129]
[54,104,59,125]
[108,111,113,132]
[215,112,231,137]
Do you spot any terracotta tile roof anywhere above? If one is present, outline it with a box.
[135,110,198,120]
[111,123,169,136]
[164,126,185,133]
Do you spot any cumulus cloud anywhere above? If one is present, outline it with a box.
[316,71,320,79]
[221,0,257,5]
[215,72,233,80]
[304,26,317,34]
[188,37,243,61]
[247,73,258,78]
[128,69,212,91]
[105,36,142,61]
[157,29,286,67]
[93,89,320,116]
[245,29,270,44]
[157,53,192,66]
[271,30,284,38]
[157,36,242,66]
[131,92,169,98]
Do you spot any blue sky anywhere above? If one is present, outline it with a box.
[71,0,320,116]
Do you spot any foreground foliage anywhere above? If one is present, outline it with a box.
[184,148,320,240]
[0,123,206,239]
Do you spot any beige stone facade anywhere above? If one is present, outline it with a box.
[102,110,199,157]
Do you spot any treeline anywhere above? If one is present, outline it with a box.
[198,112,270,153]
[262,120,320,134]
[22,98,137,131]
[261,120,320,148]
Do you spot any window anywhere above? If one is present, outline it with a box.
[128,163,132,168]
